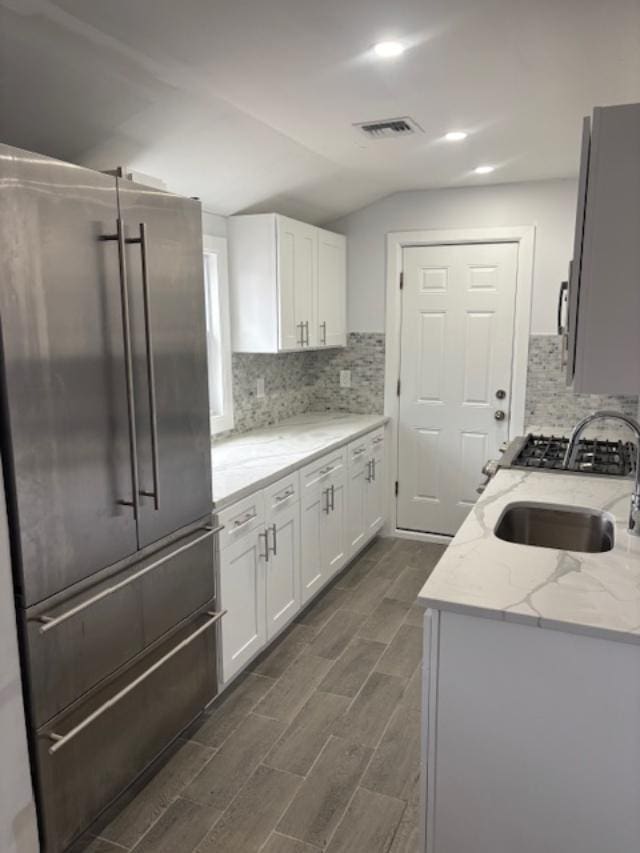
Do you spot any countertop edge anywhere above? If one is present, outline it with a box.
[212,414,389,511]
[416,592,640,647]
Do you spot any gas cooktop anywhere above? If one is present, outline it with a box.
[505,433,636,477]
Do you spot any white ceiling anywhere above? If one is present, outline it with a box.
[1,0,639,223]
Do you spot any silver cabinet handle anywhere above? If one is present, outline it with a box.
[45,609,226,755]
[371,459,376,481]
[296,321,305,347]
[366,459,373,482]
[372,436,384,445]
[233,511,257,530]
[269,523,277,557]
[101,218,140,520]
[320,321,327,345]
[33,526,223,635]
[304,320,310,346]
[330,484,335,512]
[259,529,269,561]
[127,222,160,511]
[352,445,366,457]
[275,487,294,503]
[323,487,331,514]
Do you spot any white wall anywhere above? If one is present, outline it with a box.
[0,465,39,853]
[328,179,578,336]
[202,208,227,239]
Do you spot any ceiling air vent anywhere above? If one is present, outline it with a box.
[355,116,423,140]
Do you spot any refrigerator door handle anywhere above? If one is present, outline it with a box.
[32,524,224,634]
[127,222,160,510]
[101,218,140,521]
[45,609,226,755]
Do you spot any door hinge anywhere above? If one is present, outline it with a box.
[395,481,399,496]
[399,271,404,290]
[396,378,401,397]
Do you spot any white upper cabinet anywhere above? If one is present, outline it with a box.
[228,214,347,352]
[317,228,347,348]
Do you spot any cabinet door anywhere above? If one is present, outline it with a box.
[118,179,212,548]
[322,478,347,579]
[265,500,301,639]
[366,443,386,536]
[300,488,327,603]
[219,533,266,683]
[347,457,368,557]
[317,229,347,347]
[277,216,317,350]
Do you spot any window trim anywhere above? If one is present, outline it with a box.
[203,234,234,435]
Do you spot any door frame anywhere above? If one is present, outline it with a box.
[383,226,535,543]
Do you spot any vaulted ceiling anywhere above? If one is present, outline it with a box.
[1,0,638,222]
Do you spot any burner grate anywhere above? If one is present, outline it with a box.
[512,433,636,477]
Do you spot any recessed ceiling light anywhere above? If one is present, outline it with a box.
[445,131,468,141]
[474,165,495,174]
[373,41,405,58]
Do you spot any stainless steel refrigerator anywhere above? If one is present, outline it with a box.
[0,144,222,851]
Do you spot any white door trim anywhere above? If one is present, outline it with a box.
[383,225,535,539]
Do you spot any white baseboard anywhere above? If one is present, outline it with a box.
[392,528,452,546]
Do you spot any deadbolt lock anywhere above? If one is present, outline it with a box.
[496,389,506,400]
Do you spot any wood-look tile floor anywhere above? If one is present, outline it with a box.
[86,537,446,853]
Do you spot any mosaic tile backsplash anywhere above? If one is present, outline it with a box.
[524,335,638,431]
[216,332,637,441]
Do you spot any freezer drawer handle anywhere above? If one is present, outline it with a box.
[127,222,161,511]
[44,609,226,756]
[33,525,224,635]
[101,218,141,521]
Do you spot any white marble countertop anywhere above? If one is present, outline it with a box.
[418,468,640,646]
[211,411,388,510]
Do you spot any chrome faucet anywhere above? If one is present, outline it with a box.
[563,410,640,536]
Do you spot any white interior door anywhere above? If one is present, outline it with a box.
[397,243,518,536]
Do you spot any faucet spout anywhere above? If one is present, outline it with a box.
[563,410,640,536]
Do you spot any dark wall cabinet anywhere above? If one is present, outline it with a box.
[563,103,640,394]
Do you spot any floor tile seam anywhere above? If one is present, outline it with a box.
[93,836,130,851]
[126,792,216,853]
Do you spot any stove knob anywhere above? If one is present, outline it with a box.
[482,460,499,477]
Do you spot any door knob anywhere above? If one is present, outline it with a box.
[494,410,506,421]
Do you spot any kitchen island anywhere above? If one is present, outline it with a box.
[417,468,640,853]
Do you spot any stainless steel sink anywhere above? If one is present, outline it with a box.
[494,502,615,553]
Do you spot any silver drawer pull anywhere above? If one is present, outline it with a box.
[352,446,366,456]
[372,436,384,445]
[275,488,295,503]
[32,526,223,635]
[233,511,257,530]
[45,610,226,755]
[319,465,334,476]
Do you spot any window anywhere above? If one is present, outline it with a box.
[203,235,234,435]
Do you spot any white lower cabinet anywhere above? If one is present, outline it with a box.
[366,434,386,536]
[217,426,386,686]
[219,532,267,683]
[264,476,301,639]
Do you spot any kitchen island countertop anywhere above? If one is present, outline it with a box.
[418,467,640,645]
[211,411,388,510]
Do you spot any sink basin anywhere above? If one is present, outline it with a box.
[494,502,615,553]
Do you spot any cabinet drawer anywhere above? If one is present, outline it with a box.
[301,448,346,498]
[217,491,265,550]
[37,608,220,853]
[347,438,370,468]
[367,427,385,453]
[27,526,217,726]
[264,471,301,512]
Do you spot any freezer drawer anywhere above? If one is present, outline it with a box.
[27,523,218,726]
[36,607,221,853]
